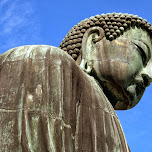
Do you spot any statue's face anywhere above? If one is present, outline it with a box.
[92,28,152,109]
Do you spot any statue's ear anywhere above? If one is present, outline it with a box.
[80,26,105,73]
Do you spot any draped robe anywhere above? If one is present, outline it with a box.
[0,45,130,152]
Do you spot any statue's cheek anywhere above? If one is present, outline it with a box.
[92,60,127,83]
[93,59,143,87]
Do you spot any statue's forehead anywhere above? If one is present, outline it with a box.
[121,27,152,49]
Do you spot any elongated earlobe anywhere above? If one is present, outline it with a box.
[80,26,105,74]
[80,59,92,74]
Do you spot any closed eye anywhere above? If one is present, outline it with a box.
[134,43,147,65]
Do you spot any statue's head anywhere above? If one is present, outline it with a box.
[59,13,152,110]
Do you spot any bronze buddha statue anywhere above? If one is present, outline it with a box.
[0,13,152,151]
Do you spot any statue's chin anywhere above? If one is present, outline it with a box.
[113,85,138,110]
[125,85,138,109]
[98,80,145,110]
[125,84,145,109]
[91,70,146,110]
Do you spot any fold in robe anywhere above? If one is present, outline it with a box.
[0,45,130,152]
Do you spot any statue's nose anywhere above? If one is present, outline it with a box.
[140,66,152,87]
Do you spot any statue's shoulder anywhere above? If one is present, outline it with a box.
[0,45,75,64]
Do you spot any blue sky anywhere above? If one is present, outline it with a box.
[0,0,152,151]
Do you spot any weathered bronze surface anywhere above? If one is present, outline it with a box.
[78,26,152,110]
[0,13,152,151]
[0,46,130,151]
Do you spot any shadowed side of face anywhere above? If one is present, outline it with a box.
[91,27,152,110]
